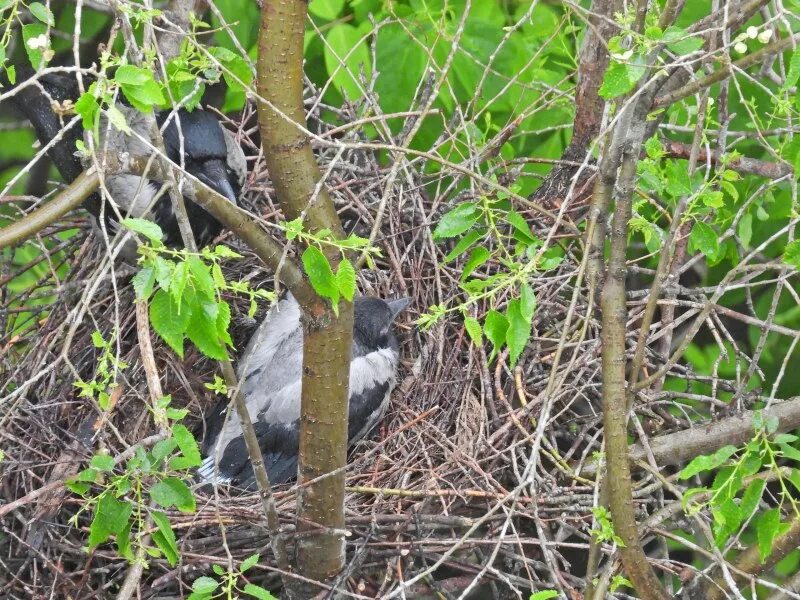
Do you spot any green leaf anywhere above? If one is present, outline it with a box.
[519,284,536,324]
[116,519,134,561]
[192,576,219,594]
[506,299,531,367]
[28,2,54,25]
[172,424,202,467]
[663,26,704,55]
[779,443,800,461]
[484,310,508,356]
[208,47,253,93]
[106,104,131,134]
[464,316,482,345]
[680,445,738,479]
[302,246,339,304]
[187,256,215,299]
[444,229,484,262]
[690,221,720,262]
[151,510,179,566]
[240,553,260,572]
[461,247,490,280]
[22,23,49,69]
[150,477,196,513]
[123,218,163,243]
[739,478,766,523]
[115,65,166,112]
[90,454,115,472]
[336,257,356,301]
[186,304,228,360]
[216,300,233,347]
[433,203,479,239]
[757,508,780,563]
[151,438,178,463]
[506,210,537,243]
[213,244,242,259]
[309,0,344,20]
[323,23,371,99]
[150,289,189,357]
[88,494,132,548]
[783,48,800,91]
[242,584,278,600]
[783,240,800,269]
[599,59,642,100]
[530,592,559,600]
[738,213,753,249]
[132,266,156,299]
[74,92,99,129]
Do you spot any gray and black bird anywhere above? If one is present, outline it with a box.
[198,292,409,488]
[6,68,246,249]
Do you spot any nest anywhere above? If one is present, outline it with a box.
[1,93,627,599]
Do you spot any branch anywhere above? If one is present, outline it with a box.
[654,33,800,108]
[0,169,99,250]
[664,141,792,178]
[581,396,800,477]
[706,514,800,600]
[257,0,354,592]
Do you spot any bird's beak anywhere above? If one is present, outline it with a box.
[194,158,238,204]
[387,297,411,321]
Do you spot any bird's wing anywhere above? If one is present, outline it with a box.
[222,128,248,188]
[347,347,399,444]
[201,293,303,478]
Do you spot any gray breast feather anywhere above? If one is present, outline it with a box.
[206,294,399,463]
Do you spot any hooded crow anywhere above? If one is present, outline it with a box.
[7,68,246,251]
[198,292,409,488]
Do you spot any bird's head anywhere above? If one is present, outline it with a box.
[158,109,240,205]
[352,296,410,354]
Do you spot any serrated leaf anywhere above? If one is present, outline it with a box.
[739,478,766,523]
[192,576,219,593]
[22,23,49,69]
[88,494,132,548]
[151,510,179,566]
[242,584,278,600]
[444,229,483,262]
[783,48,800,91]
[74,92,99,130]
[123,218,163,243]
[115,65,166,112]
[240,553,260,572]
[116,519,134,561]
[433,203,480,239]
[28,2,54,25]
[186,305,228,360]
[151,438,178,463]
[132,267,156,299]
[302,246,339,304]
[150,289,189,357]
[151,477,196,513]
[757,508,780,562]
[460,247,490,281]
[187,256,215,299]
[309,0,344,20]
[690,221,720,261]
[506,210,537,243]
[464,316,482,345]
[530,592,559,600]
[106,104,130,134]
[484,310,508,356]
[213,244,242,258]
[216,300,233,347]
[663,26,704,55]
[680,445,738,479]
[323,23,371,99]
[599,59,639,100]
[336,257,356,301]
[506,299,531,367]
[783,240,800,269]
[519,284,536,324]
[172,424,202,467]
[90,454,115,472]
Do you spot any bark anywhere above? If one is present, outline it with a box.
[256,0,353,592]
